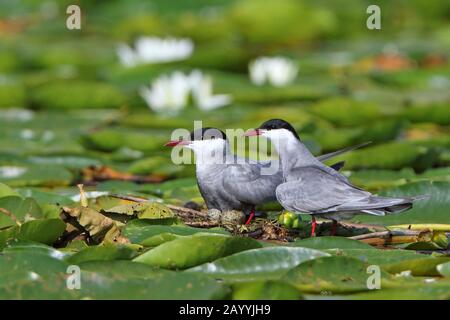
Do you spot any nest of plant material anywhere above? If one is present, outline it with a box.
[57,187,449,251]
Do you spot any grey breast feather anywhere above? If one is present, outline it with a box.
[222,160,283,205]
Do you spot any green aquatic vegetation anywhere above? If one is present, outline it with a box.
[31,81,126,109]
[0,0,449,301]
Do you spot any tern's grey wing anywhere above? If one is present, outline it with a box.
[276,166,371,213]
[316,142,371,162]
[223,161,283,205]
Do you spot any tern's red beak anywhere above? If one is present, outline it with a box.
[243,129,262,137]
[164,140,192,147]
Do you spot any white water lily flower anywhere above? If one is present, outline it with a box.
[117,37,194,67]
[20,129,35,140]
[249,56,298,87]
[190,70,232,111]
[140,70,231,114]
[0,166,27,178]
[139,71,192,114]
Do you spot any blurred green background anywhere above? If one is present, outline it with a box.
[0,0,449,225]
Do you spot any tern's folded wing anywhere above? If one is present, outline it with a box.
[275,166,370,213]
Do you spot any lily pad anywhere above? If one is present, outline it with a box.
[326,248,421,266]
[0,251,69,286]
[123,219,229,243]
[347,282,450,300]
[0,182,20,198]
[0,196,42,228]
[187,246,329,281]
[309,98,383,127]
[78,260,168,278]
[282,256,388,293]
[0,164,73,187]
[437,262,450,277]
[18,219,66,245]
[134,234,262,269]
[0,251,227,300]
[140,232,182,247]
[291,236,375,250]
[232,280,302,300]
[66,244,138,265]
[383,257,450,276]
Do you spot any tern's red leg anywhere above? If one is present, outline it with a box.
[245,208,255,225]
[311,216,317,237]
[330,220,338,236]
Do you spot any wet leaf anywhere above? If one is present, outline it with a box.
[0,165,73,187]
[383,257,450,276]
[0,251,227,299]
[187,246,329,281]
[333,142,437,170]
[0,226,19,250]
[437,262,450,277]
[232,280,302,300]
[78,260,167,278]
[123,219,229,243]
[2,240,69,260]
[31,81,126,109]
[140,232,182,247]
[282,256,388,293]
[0,251,69,286]
[309,98,382,127]
[66,244,138,264]
[134,234,261,269]
[0,182,20,198]
[291,236,375,250]
[326,248,421,266]
[0,196,42,228]
[347,282,450,300]
[18,219,66,245]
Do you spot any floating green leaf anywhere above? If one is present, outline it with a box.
[18,219,66,245]
[0,196,42,228]
[187,246,329,281]
[282,256,388,293]
[437,262,450,277]
[66,244,138,265]
[326,248,421,266]
[232,280,302,300]
[134,234,261,269]
[123,219,229,243]
[383,257,450,276]
[292,236,375,250]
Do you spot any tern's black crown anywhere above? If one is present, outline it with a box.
[190,127,227,141]
[258,119,300,140]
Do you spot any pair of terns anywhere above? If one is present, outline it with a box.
[165,119,424,236]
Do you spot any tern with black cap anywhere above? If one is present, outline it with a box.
[166,127,369,225]
[245,119,427,236]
